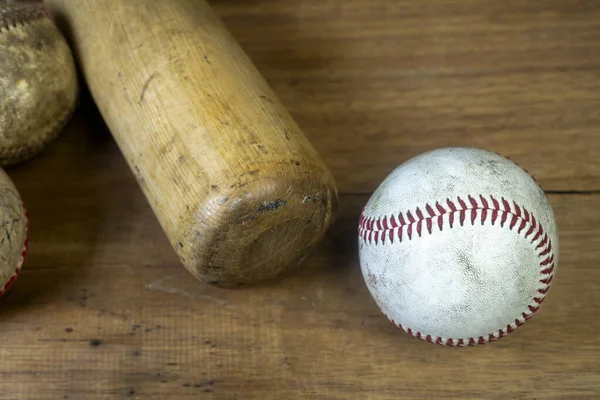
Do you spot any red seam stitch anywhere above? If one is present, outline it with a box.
[500,210,509,227]
[509,214,518,230]
[491,209,498,225]
[539,244,552,258]
[517,219,527,234]
[0,203,29,298]
[540,255,553,266]
[426,204,435,218]
[407,211,416,224]
[398,212,406,226]
[358,194,555,346]
[0,3,47,34]
[479,195,489,209]
[447,199,457,212]
[502,197,511,212]
[536,231,548,246]
[382,216,389,230]
[513,201,522,218]
[468,195,478,208]
[436,202,446,214]
[541,263,554,275]
[416,207,424,220]
[490,195,500,209]
[525,223,535,238]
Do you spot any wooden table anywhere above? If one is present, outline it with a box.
[2,0,599,398]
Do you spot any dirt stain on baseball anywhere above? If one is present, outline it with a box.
[455,250,485,285]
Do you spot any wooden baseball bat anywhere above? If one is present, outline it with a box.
[44,0,338,286]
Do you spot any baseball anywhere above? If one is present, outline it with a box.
[0,167,28,298]
[358,147,558,346]
[0,0,78,166]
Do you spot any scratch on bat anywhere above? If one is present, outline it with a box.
[229,198,243,211]
[139,72,158,103]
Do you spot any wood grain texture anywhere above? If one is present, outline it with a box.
[1,109,598,399]
[213,0,600,193]
[44,0,338,286]
[1,0,599,398]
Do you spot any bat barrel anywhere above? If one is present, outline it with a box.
[45,0,338,286]
[192,167,337,285]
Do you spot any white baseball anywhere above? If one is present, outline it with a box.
[358,147,558,346]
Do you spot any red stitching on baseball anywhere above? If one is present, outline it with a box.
[0,3,46,34]
[0,204,28,298]
[358,194,555,347]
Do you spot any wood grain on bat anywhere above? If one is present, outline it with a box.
[44,0,338,286]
